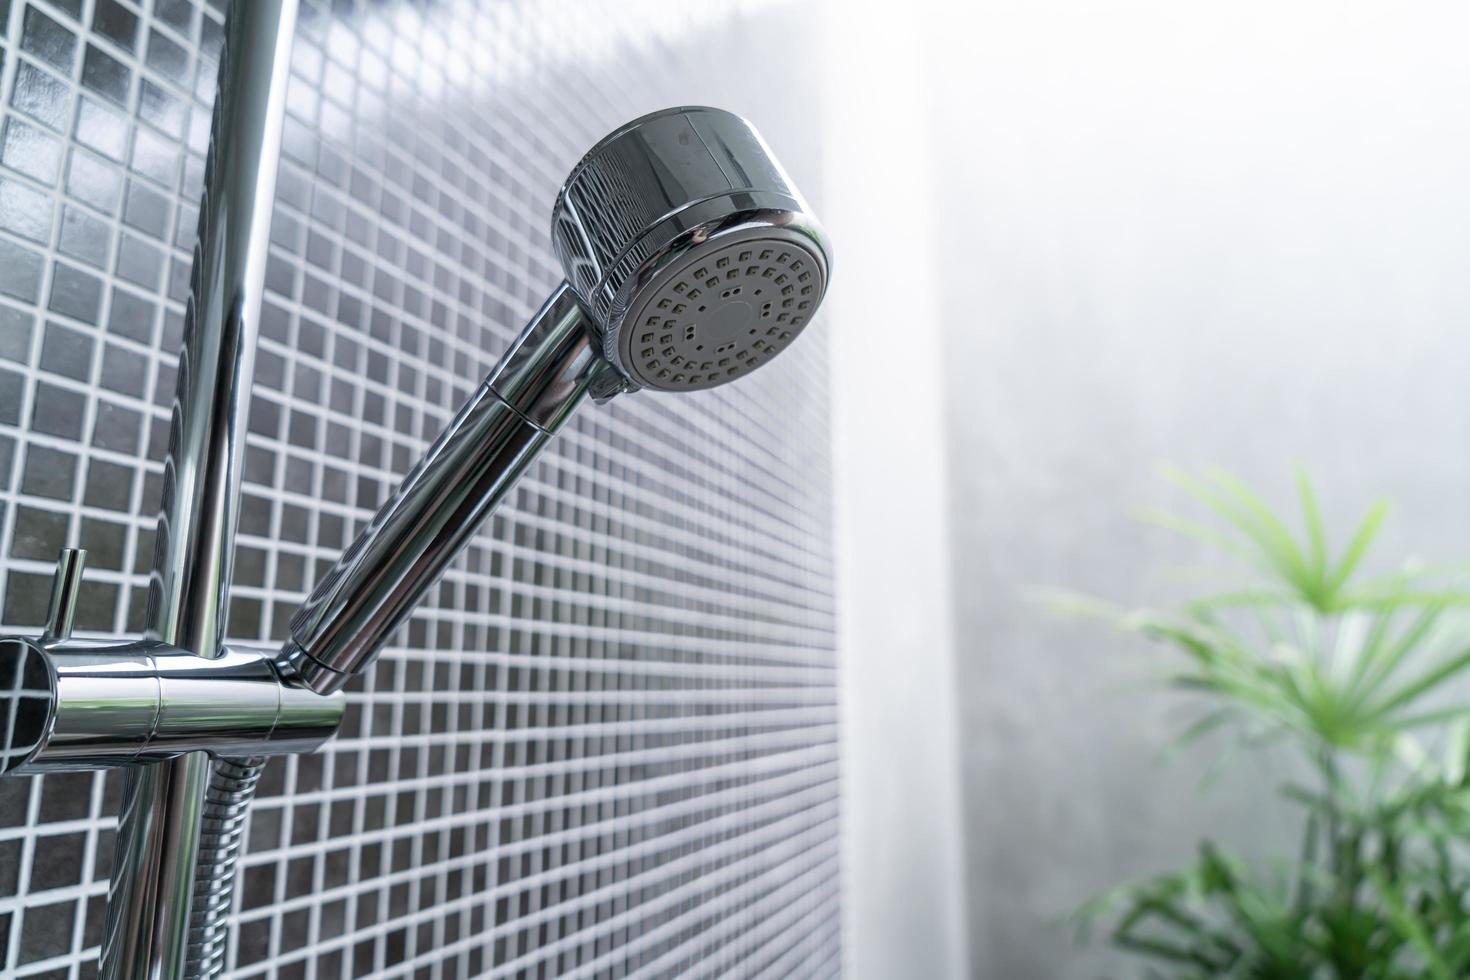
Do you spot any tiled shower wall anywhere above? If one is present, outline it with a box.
[0,0,838,976]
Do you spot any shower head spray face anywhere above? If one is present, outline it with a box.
[552,107,830,393]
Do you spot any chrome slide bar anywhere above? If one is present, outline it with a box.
[99,3,301,976]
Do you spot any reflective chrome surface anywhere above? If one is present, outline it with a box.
[41,548,87,643]
[0,637,55,775]
[27,639,156,767]
[102,3,300,978]
[0,640,343,772]
[486,285,621,423]
[282,107,834,693]
[110,759,210,980]
[551,106,830,391]
[188,758,266,977]
[283,285,602,694]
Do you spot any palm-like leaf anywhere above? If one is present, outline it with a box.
[1057,468,1470,976]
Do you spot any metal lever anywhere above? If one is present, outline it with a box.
[42,547,86,642]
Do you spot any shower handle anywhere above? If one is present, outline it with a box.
[280,284,619,696]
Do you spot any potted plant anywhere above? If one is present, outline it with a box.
[1059,468,1470,978]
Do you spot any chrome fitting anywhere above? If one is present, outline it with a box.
[0,550,343,776]
[0,637,344,774]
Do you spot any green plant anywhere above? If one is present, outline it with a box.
[1058,467,1470,978]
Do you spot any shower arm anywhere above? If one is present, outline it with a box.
[279,284,622,697]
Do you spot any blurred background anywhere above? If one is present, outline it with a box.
[828,0,1470,977]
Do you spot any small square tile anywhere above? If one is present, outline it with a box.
[21,5,78,72]
[10,504,68,560]
[58,203,112,266]
[0,839,20,896]
[0,176,53,241]
[199,13,223,59]
[0,775,29,834]
[129,127,178,184]
[81,43,131,105]
[138,79,186,138]
[144,28,187,83]
[20,444,75,500]
[81,457,130,510]
[48,261,103,323]
[65,147,121,210]
[0,305,35,362]
[241,863,276,910]
[75,96,128,161]
[124,585,148,633]
[164,257,189,305]
[83,894,107,949]
[227,595,261,637]
[31,830,86,889]
[0,237,45,302]
[97,345,146,397]
[90,400,139,454]
[79,515,126,569]
[11,60,72,130]
[18,897,74,964]
[236,918,271,964]
[73,576,116,630]
[106,286,155,343]
[31,381,86,439]
[154,0,192,33]
[2,570,51,625]
[92,0,139,52]
[115,232,162,288]
[36,771,88,822]
[39,320,93,379]
[122,179,169,238]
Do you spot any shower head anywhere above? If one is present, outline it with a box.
[551,106,830,393]
[283,107,829,695]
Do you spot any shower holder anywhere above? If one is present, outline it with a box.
[0,548,344,776]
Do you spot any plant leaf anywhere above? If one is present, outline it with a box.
[1330,498,1390,596]
[1295,466,1330,600]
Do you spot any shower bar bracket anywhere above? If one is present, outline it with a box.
[0,550,344,775]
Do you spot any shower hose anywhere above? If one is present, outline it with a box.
[185,756,267,978]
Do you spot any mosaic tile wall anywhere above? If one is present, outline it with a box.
[0,0,839,976]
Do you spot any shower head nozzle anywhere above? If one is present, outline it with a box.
[552,106,830,394]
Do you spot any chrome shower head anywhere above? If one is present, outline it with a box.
[283,107,829,696]
[552,106,830,393]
